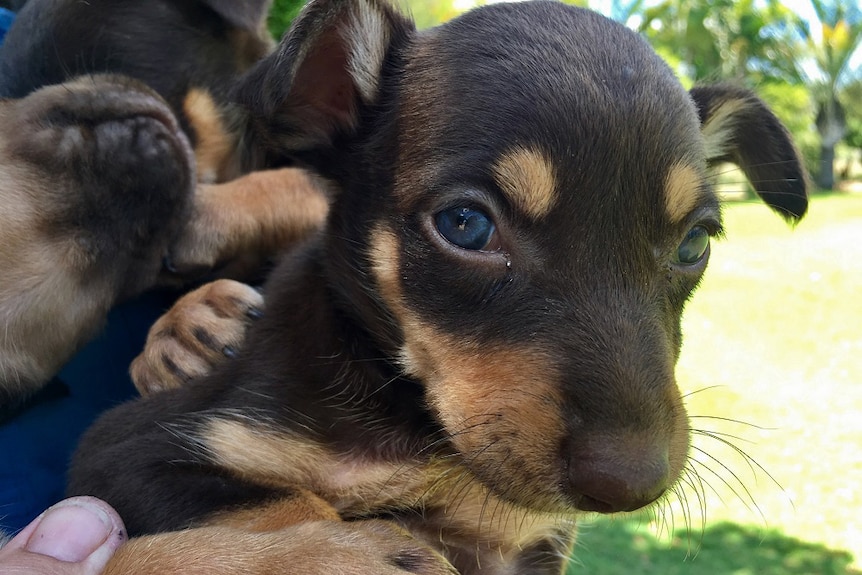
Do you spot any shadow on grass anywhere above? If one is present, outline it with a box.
[570,518,860,575]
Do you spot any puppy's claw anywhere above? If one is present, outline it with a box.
[246,306,264,320]
[161,255,177,274]
[130,279,263,395]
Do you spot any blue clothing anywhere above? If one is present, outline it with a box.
[0,8,13,45]
[0,291,178,534]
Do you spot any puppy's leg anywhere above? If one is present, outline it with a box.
[130,280,262,395]
[103,520,457,575]
[102,493,455,575]
[163,168,329,281]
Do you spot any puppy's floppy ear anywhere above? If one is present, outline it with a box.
[690,85,809,222]
[236,0,414,158]
[200,0,272,32]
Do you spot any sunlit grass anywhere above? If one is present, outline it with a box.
[572,194,862,573]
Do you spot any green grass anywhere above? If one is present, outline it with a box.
[570,194,862,574]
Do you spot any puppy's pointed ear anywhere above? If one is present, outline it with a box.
[236,0,414,159]
[200,0,272,32]
[690,85,809,222]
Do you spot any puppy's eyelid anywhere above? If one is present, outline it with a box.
[682,204,723,237]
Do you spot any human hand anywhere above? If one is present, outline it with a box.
[0,496,126,575]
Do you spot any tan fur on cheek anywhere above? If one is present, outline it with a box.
[368,226,568,509]
[664,163,703,224]
[408,331,568,510]
[493,146,558,220]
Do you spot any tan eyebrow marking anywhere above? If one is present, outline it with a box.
[493,147,558,220]
[664,162,703,224]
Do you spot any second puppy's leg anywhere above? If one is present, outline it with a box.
[164,168,329,280]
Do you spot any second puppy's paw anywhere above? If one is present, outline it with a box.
[130,280,262,395]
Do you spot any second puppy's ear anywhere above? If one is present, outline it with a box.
[237,0,414,158]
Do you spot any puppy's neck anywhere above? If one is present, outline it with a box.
[237,241,443,460]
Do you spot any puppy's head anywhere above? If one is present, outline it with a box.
[239,0,807,515]
[0,75,194,402]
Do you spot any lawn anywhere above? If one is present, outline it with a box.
[570,193,862,574]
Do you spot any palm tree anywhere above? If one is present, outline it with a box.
[635,0,800,84]
[795,0,862,189]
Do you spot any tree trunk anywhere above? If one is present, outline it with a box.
[817,143,835,190]
[815,97,845,192]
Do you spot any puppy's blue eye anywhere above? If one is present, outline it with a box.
[675,225,710,265]
[435,206,497,251]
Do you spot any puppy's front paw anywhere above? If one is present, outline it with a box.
[317,520,458,575]
[130,280,262,395]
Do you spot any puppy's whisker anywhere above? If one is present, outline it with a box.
[693,428,789,504]
[693,428,756,446]
[688,446,767,523]
[707,158,802,176]
[689,415,774,430]
[476,448,513,537]
[681,384,726,398]
[680,467,708,551]
[671,473,697,552]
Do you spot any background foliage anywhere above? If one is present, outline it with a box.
[267,0,305,39]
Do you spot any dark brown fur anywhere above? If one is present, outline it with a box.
[69,1,808,573]
[0,0,327,410]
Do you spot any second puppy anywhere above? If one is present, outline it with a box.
[0,0,327,406]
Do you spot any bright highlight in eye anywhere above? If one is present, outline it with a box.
[435,206,497,251]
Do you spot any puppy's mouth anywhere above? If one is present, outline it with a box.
[453,433,677,517]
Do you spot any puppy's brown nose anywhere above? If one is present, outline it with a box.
[566,440,670,513]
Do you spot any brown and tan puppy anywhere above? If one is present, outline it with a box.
[69,1,808,573]
[0,0,327,410]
